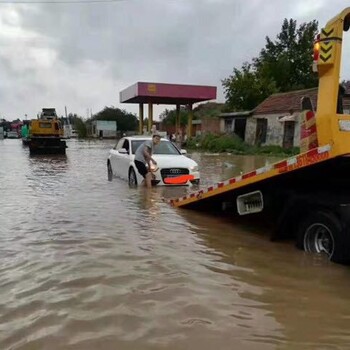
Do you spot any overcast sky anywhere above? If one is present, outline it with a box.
[1,0,350,120]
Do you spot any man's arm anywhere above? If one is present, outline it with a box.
[143,146,156,169]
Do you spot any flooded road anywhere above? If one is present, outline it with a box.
[1,139,350,350]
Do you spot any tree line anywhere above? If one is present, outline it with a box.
[1,17,326,136]
[222,18,318,111]
[67,107,138,138]
[161,17,320,125]
[66,16,324,134]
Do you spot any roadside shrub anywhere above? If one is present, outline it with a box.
[201,133,218,149]
[185,135,202,148]
[186,133,300,156]
[208,134,247,153]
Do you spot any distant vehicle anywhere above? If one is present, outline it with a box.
[21,124,30,146]
[71,129,78,138]
[7,131,20,139]
[107,136,200,186]
[28,108,67,154]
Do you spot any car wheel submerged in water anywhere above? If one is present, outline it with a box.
[107,162,113,181]
[297,211,349,264]
[128,167,138,187]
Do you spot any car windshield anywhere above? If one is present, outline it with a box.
[131,140,180,155]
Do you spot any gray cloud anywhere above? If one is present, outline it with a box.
[0,0,348,119]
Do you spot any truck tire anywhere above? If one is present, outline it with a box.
[297,211,349,264]
[129,168,138,187]
[107,161,113,181]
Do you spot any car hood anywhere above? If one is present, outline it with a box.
[132,154,197,168]
[154,155,198,168]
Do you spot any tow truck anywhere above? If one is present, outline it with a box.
[168,8,350,264]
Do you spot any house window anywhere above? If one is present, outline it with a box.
[255,118,267,145]
[283,121,295,149]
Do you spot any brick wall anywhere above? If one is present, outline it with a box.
[201,117,221,134]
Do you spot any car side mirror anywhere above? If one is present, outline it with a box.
[180,149,187,155]
[118,148,128,154]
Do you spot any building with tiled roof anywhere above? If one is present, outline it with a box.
[253,88,318,115]
[244,86,350,148]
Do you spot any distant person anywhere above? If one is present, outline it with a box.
[176,132,182,148]
[183,133,188,144]
[134,132,161,188]
[151,124,157,135]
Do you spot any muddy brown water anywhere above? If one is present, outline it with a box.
[1,139,350,350]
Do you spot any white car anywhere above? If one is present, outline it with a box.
[107,136,200,186]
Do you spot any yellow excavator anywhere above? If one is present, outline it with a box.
[28,108,67,154]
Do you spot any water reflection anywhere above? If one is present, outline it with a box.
[26,155,69,198]
[28,154,68,174]
[185,152,283,188]
[137,187,163,211]
[176,209,350,349]
[1,140,350,350]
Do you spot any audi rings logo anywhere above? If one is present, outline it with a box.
[169,169,181,174]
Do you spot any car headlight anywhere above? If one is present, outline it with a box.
[189,165,198,172]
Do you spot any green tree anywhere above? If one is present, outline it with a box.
[68,113,87,138]
[256,19,319,91]
[159,103,226,125]
[193,102,226,118]
[222,62,277,111]
[74,117,87,138]
[90,106,138,132]
[222,18,319,111]
[159,107,188,126]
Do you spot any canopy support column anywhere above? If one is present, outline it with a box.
[148,103,153,133]
[176,104,181,135]
[187,103,193,138]
[139,104,144,134]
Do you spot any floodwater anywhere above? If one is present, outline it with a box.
[1,138,350,350]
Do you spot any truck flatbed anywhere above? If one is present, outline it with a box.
[169,145,332,208]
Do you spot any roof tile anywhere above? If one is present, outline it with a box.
[253,88,318,115]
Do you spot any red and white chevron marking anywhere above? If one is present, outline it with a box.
[168,145,331,206]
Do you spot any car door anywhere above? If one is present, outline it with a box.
[118,139,131,180]
[110,138,126,177]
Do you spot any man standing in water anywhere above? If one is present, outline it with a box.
[134,133,161,188]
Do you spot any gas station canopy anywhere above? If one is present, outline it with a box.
[119,81,217,135]
[120,82,217,105]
